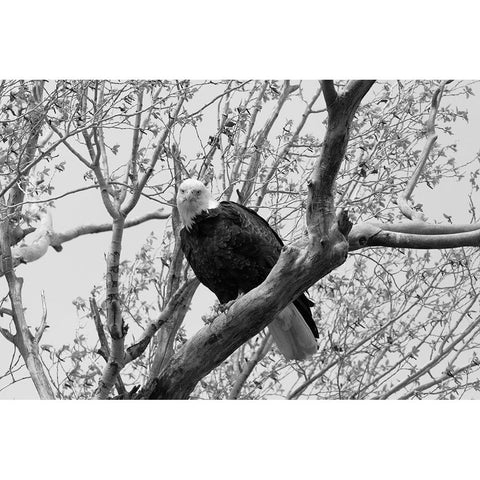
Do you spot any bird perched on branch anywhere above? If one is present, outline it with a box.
[176,178,318,360]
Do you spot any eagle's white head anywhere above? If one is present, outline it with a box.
[176,179,219,230]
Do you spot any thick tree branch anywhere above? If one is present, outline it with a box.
[321,80,338,110]
[90,297,126,396]
[7,80,46,219]
[0,213,54,399]
[95,218,127,399]
[134,80,375,399]
[0,209,170,276]
[307,80,375,236]
[349,221,480,251]
[49,209,170,248]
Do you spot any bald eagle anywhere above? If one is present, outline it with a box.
[176,178,318,360]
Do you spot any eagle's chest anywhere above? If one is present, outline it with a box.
[187,219,245,270]
[183,217,263,291]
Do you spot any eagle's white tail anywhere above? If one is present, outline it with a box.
[268,303,317,361]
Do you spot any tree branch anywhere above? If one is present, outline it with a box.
[240,80,299,202]
[127,277,199,366]
[307,80,375,236]
[90,297,126,396]
[122,90,186,217]
[349,221,480,251]
[397,81,451,221]
[321,80,338,110]
[228,333,273,399]
[49,209,170,248]
[95,218,127,399]
[135,80,374,399]
[0,211,55,399]
[255,84,323,207]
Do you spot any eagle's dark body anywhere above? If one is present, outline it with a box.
[180,201,319,340]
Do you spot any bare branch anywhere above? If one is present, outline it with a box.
[186,80,252,119]
[224,81,269,200]
[125,277,200,365]
[397,81,450,221]
[90,296,126,396]
[33,291,48,344]
[50,208,170,249]
[256,84,323,207]
[399,361,476,399]
[240,80,298,202]
[228,334,273,399]
[49,123,92,168]
[90,297,110,357]
[349,221,480,251]
[198,85,233,182]
[0,210,54,399]
[122,91,186,217]
[0,326,15,344]
[95,218,127,399]
[379,295,480,399]
[307,80,375,236]
[0,122,100,200]
[123,85,145,197]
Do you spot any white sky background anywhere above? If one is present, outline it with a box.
[3,2,480,480]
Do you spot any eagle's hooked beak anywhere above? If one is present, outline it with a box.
[185,189,202,203]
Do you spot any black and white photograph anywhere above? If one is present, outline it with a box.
[1,79,479,401]
[2,2,479,479]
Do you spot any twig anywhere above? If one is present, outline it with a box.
[186,81,252,120]
[34,291,48,343]
[240,81,299,202]
[256,84,323,207]
[122,91,186,217]
[90,297,110,356]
